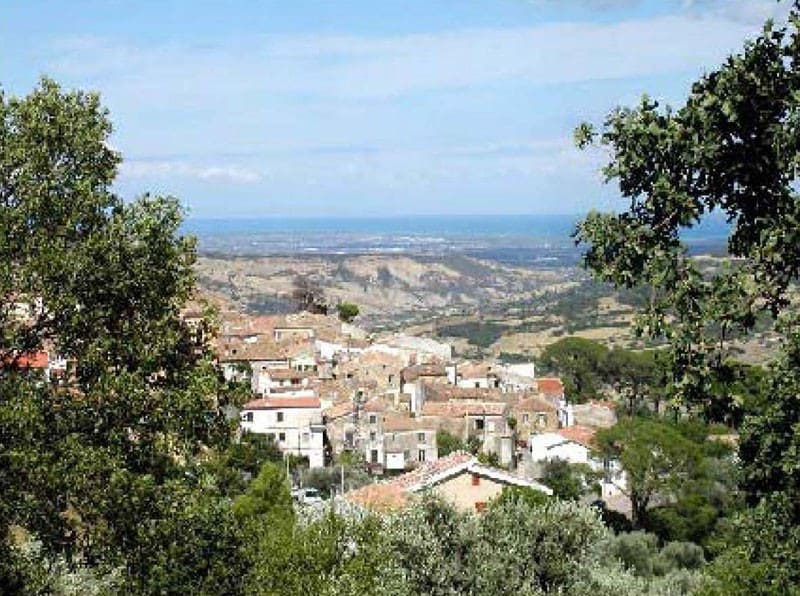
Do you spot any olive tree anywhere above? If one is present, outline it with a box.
[0,79,240,593]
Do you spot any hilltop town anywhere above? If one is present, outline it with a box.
[199,299,625,512]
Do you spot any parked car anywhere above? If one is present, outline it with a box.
[292,487,323,505]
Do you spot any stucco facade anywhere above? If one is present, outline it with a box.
[240,398,326,468]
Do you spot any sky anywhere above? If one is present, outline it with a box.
[0,0,789,218]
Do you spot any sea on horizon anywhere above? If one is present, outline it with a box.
[182,213,730,265]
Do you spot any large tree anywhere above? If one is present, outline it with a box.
[595,418,701,527]
[574,8,800,408]
[574,3,800,587]
[0,79,240,593]
[539,336,609,401]
[574,4,800,504]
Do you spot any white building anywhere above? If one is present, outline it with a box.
[498,362,537,392]
[528,427,626,498]
[377,334,453,363]
[315,339,364,362]
[240,397,326,468]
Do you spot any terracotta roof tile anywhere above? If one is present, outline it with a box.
[381,413,436,432]
[344,482,409,511]
[458,363,494,379]
[423,384,505,402]
[363,398,389,413]
[242,397,321,410]
[13,351,49,369]
[421,401,507,417]
[557,425,597,448]
[513,397,557,413]
[345,451,551,511]
[401,364,446,382]
[391,451,475,490]
[536,377,564,397]
[323,401,353,420]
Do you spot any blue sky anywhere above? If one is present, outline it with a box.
[0,0,787,217]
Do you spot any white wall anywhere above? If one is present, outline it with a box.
[240,406,325,468]
[529,432,588,465]
[385,452,405,470]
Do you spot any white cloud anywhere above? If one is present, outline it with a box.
[33,5,783,214]
[120,161,262,184]
[681,0,788,25]
[47,12,767,103]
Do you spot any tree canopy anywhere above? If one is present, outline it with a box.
[337,302,360,323]
[595,418,701,527]
[0,78,238,593]
[576,4,800,588]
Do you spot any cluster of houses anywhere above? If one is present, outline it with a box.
[213,309,626,511]
[3,291,626,513]
[4,298,626,513]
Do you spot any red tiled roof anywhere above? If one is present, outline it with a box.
[423,384,505,402]
[323,401,353,420]
[557,425,597,448]
[458,363,494,379]
[421,401,507,418]
[363,398,389,413]
[514,397,557,413]
[242,397,321,410]
[345,450,552,511]
[381,413,436,432]
[392,451,474,490]
[217,340,286,362]
[3,351,49,369]
[536,377,564,396]
[401,364,446,381]
[344,482,409,511]
[355,351,406,367]
[347,451,474,511]
[267,368,315,381]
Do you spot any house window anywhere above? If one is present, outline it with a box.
[475,382,480,388]
[278,432,286,442]
[475,419,485,431]
[472,473,480,486]
[417,432,426,443]
[371,449,379,464]
[418,449,426,462]
[522,413,530,424]
[369,431,376,441]
[475,501,487,513]
[242,412,253,422]
[388,374,394,384]
[369,414,377,424]
[537,413,547,427]
[277,412,284,422]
